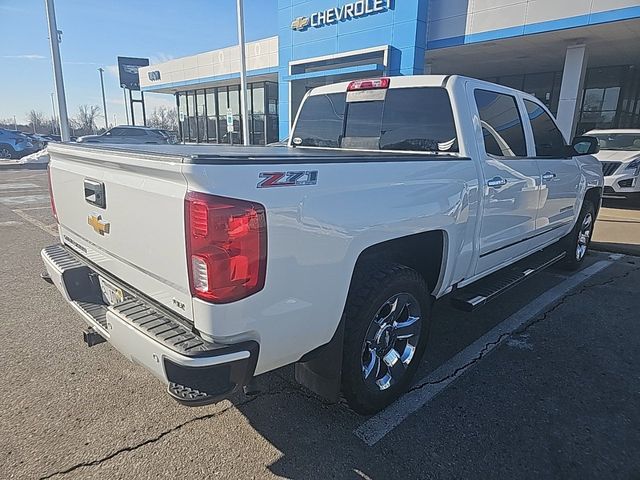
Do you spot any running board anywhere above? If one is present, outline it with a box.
[450,250,566,312]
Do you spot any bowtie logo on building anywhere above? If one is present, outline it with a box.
[291,16,310,31]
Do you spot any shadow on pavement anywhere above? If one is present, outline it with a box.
[229,257,603,479]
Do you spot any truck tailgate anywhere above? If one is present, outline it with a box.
[47,143,194,320]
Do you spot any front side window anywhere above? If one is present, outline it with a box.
[524,100,566,157]
[474,89,527,157]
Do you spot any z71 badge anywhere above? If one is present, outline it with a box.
[257,171,318,188]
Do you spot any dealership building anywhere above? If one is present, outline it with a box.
[138,0,640,144]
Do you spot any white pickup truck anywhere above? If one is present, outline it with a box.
[42,75,603,414]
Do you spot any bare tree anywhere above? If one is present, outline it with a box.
[71,105,101,135]
[28,110,47,133]
[147,106,178,131]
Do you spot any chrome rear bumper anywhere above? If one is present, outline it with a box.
[41,244,258,406]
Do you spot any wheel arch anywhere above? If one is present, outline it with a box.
[350,230,447,297]
[583,186,603,219]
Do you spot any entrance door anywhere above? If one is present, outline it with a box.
[471,87,542,274]
[523,99,581,232]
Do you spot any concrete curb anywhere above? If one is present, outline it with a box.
[591,241,640,257]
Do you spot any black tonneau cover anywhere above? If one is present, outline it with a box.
[55,143,468,165]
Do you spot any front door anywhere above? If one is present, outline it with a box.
[523,99,581,232]
[471,87,542,274]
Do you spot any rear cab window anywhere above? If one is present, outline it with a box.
[292,87,459,153]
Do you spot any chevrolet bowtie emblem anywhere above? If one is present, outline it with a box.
[88,214,110,235]
[291,16,309,31]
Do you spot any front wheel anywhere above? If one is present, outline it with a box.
[0,144,15,159]
[341,263,432,414]
[561,200,595,270]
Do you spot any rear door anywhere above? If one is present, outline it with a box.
[523,99,581,232]
[469,86,542,274]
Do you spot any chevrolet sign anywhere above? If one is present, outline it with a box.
[292,0,392,31]
[148,70,161,81]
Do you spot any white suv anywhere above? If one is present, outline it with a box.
[586,129,640,202]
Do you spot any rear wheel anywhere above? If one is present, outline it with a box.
[0,144,15,159]
[341,263,432,414]
[562,200,595,270]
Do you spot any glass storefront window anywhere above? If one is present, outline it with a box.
[175,82,280,146]
[206,90,216,115]
[577,66,629,133]
[196,90,206,142]
[187,91,197,142]
[228,87,240,115]
[218,88,228,113]
[267,82,278,115]
[252,85,265,114]
[206,89,217,141]
[178,93,188,142]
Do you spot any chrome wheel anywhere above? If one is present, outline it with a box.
[0,147,12,159]
[361,293,422,391]
[576,212,593,261]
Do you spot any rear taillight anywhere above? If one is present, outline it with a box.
[185,191,267,303]
[347,77,390,91]
[47,166,58,223]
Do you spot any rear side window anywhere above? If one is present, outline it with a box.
[292,87,458,152]
[524,100,566,157]
[474,90,527,157]
[126,128,147,137]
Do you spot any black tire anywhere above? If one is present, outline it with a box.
[0,143,16,159]
[341,262,432,414]
[561,200,596,270]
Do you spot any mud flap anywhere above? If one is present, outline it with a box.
[294,317,345,403]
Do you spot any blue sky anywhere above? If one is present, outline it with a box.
[0,0,278,126]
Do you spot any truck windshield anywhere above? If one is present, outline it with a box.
[591,133,640,151]
[291,87,459,153]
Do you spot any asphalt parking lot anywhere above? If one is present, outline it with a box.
[1,168,640,480]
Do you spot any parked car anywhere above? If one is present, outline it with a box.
[23,133,47,150]
[585,129,640,201]
[76,125,174,145]
[42,75,602,414]
[0,128,38,159]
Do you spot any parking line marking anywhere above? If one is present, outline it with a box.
[0,183,39,190]
[11,209,58,237]
[354,259,618,446]
[0,194,50,205]
[15,205,51,211]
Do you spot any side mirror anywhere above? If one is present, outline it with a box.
[571,136,599,155]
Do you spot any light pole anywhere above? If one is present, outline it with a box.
[98,67,108,130]
[50,92,57,135]
[122,88,130,125]
[236,0,250,146]
[44,0,70,141]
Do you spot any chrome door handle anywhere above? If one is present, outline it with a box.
[487,176,508,188]
[542,172,557,181]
